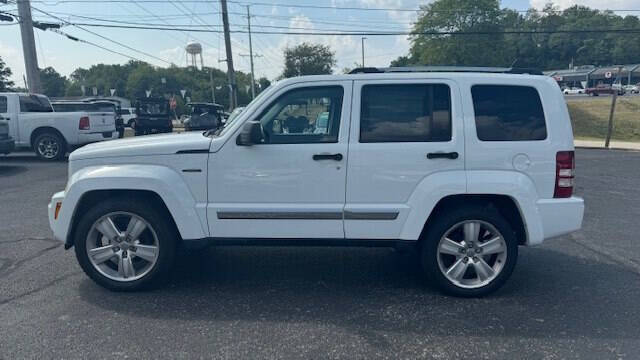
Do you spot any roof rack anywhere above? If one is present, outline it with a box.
[349,66,543,75]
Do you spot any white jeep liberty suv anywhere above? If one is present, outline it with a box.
[48,67,584,297]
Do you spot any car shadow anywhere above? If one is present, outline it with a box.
[77,246,640,341]
[0,164,28,177]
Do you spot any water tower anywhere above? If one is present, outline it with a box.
[186,42,204,69]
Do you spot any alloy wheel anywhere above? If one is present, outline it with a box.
[436,220,507,289]
[86,212,159,282]
[37,136,60,159]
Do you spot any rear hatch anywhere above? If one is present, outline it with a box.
[85,112,116,132]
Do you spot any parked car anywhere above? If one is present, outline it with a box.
[183,102,224,131]
[1,93,117,160]
[562,87,584,95]
[117,107,137,127]
[48,67,584,297]
[133,98,172,136]
[0,116,14,155]
[585,84,624,96]
[623,84,639,94]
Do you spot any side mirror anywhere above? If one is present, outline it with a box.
[236,121,264,146]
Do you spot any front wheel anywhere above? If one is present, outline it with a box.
[74,197,177,291]
[421,205,518,297]
[33,132,66,161]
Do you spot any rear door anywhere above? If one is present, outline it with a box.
[345,79,465,239]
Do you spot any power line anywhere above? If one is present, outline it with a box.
[56,22,640,36]
[27,0,640,14]
[29,5,174,65]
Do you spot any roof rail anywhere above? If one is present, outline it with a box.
[349,66,543,75]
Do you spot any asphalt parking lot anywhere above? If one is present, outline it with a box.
[1,148,639,359]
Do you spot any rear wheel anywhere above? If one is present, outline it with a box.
[421,205,518,297]
[74,197,177,291]
[33,132,66,161]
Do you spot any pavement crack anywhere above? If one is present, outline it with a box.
[0,237,62,278]
[0,272,80,306]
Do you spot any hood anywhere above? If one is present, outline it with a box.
[70,132,211,160]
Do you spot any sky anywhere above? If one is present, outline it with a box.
[0,0,638,85]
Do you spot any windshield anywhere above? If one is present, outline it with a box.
[139,102,168,115]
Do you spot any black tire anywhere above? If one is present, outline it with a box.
[74,197,177,291]
[420,204,518,297]
[33,131,66,161]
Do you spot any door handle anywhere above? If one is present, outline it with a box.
[427,152,459,160]
[313,153,343,161]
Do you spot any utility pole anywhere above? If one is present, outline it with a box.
[220,0,237,110]
[361,37,367,68]
[605,66,623,149]
[246,5,256,99]
[17,0,41,93]
[209,67,216,103]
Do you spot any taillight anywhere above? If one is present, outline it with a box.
[79,116,90,130]
[554,151,575,198]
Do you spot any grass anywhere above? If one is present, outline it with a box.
[566,96,640,142]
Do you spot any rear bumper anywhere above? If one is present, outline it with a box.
[77,130,118,144]
[0,137,14,154]
[536,196,584,241]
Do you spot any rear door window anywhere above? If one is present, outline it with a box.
[471,85,547,141]
[359,84,452,143]
[0,96,7,113]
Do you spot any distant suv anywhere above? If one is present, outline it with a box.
[132,98,172,136]
[48,67,584,296]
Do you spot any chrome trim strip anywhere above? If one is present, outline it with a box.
[344,211,399,220]
[217,211,343,220]
[216,211,399,220]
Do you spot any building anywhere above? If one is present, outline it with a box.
[545,64,640,88]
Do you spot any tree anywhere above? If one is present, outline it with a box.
[0,56,15,91]
[39,67,68,97]
[282,43,336,78]
[404,0,508,67]
[392,1,640,70]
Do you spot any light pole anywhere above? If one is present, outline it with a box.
[361,37,367,68]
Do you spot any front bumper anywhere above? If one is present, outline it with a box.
[0,137,14,154]
[48,191,68,244]
[537,196,584,241]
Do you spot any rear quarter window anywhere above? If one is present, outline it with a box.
[471,85,547,141]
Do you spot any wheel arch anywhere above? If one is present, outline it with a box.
[66,189,181,249]
[59,164,209,249]
[30,126,68,149]
[419,194,528,246]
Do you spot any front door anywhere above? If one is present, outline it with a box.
[207,81,352,239]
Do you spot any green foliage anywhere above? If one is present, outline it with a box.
[39,67,68,97]
[59,60,268,112]
[282,42,336,78]
[0,56,15,91]
[397,1,640,70]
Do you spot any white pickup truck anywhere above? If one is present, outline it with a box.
[0,93,118,160]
